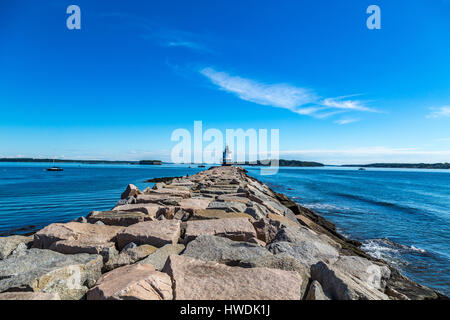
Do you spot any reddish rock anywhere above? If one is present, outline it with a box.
[184,218,257,243]
[33,222,124,250]
[121,184,141,199]
[163,255,303,300]
[116,220,181,250]
[87,264,172,300]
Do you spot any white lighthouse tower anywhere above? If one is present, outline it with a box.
[222,146,232,166]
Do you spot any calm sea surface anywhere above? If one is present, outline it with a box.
[0,163,448,295]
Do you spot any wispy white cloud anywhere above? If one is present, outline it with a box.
[322,97,376,112]
[334,118,359,125]
[427,106,450,119]
[200,67,376,121]
[200,67,318,115]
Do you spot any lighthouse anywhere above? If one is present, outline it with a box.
[222,146,232,166]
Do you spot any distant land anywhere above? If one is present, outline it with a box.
[342,163,450,169]
[0,158,162,165]
[1,158,449,169]
[238,159,325,167]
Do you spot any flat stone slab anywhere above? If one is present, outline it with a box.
[87,264,172,300]
[177,198,212,210]
[207,201,248,212]
[33,222,124,250]
[112,203,164,217]
[0,249,102,300]
[87,210,154,226]
[135,194,183,204]
[145,188,191,198]
[191,209,253,220]
[184,218,257,243]
[163,255,304,300]
[0,292,61,300]
[50,239,117,257]
[116,220,181,250]
[0,235,33,260]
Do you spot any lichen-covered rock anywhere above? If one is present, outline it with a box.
[87,264,172,300]
[0,249,102,300]
[184,218,257,243]
[163,255,304,300]
[116,220,181,250]
[0,235,33,260]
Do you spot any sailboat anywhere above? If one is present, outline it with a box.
[46,159,63,171]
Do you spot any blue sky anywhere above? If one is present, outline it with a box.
[0,0,449,164]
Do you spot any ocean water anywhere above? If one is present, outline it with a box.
[0,163,448,296]
[246,166,450,296]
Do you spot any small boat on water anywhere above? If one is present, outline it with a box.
[46,167,63,171]
[198,165,206,168]
[358,167,366,171]
[46,159,64,171]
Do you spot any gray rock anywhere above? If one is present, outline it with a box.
[152,182,166,190]
[0,249,103,300]
[333,255,391,291]
[72,216,87,223]
[183,235,270,264]
[275,226,341,250]
[305,280,330,300]
[104,245,157,272]
[116,196,137,206]
[122,242,137,251]
[310,261,389,300]
[139,243,185,270]
[0,235,33,260]
[267,240,340,269]
[252,218,283,243]
[244,203,268,220]
[11,242,28,256]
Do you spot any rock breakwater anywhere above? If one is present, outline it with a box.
[0,166,445,300]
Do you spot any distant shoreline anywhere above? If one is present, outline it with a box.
[0,158,449,169]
